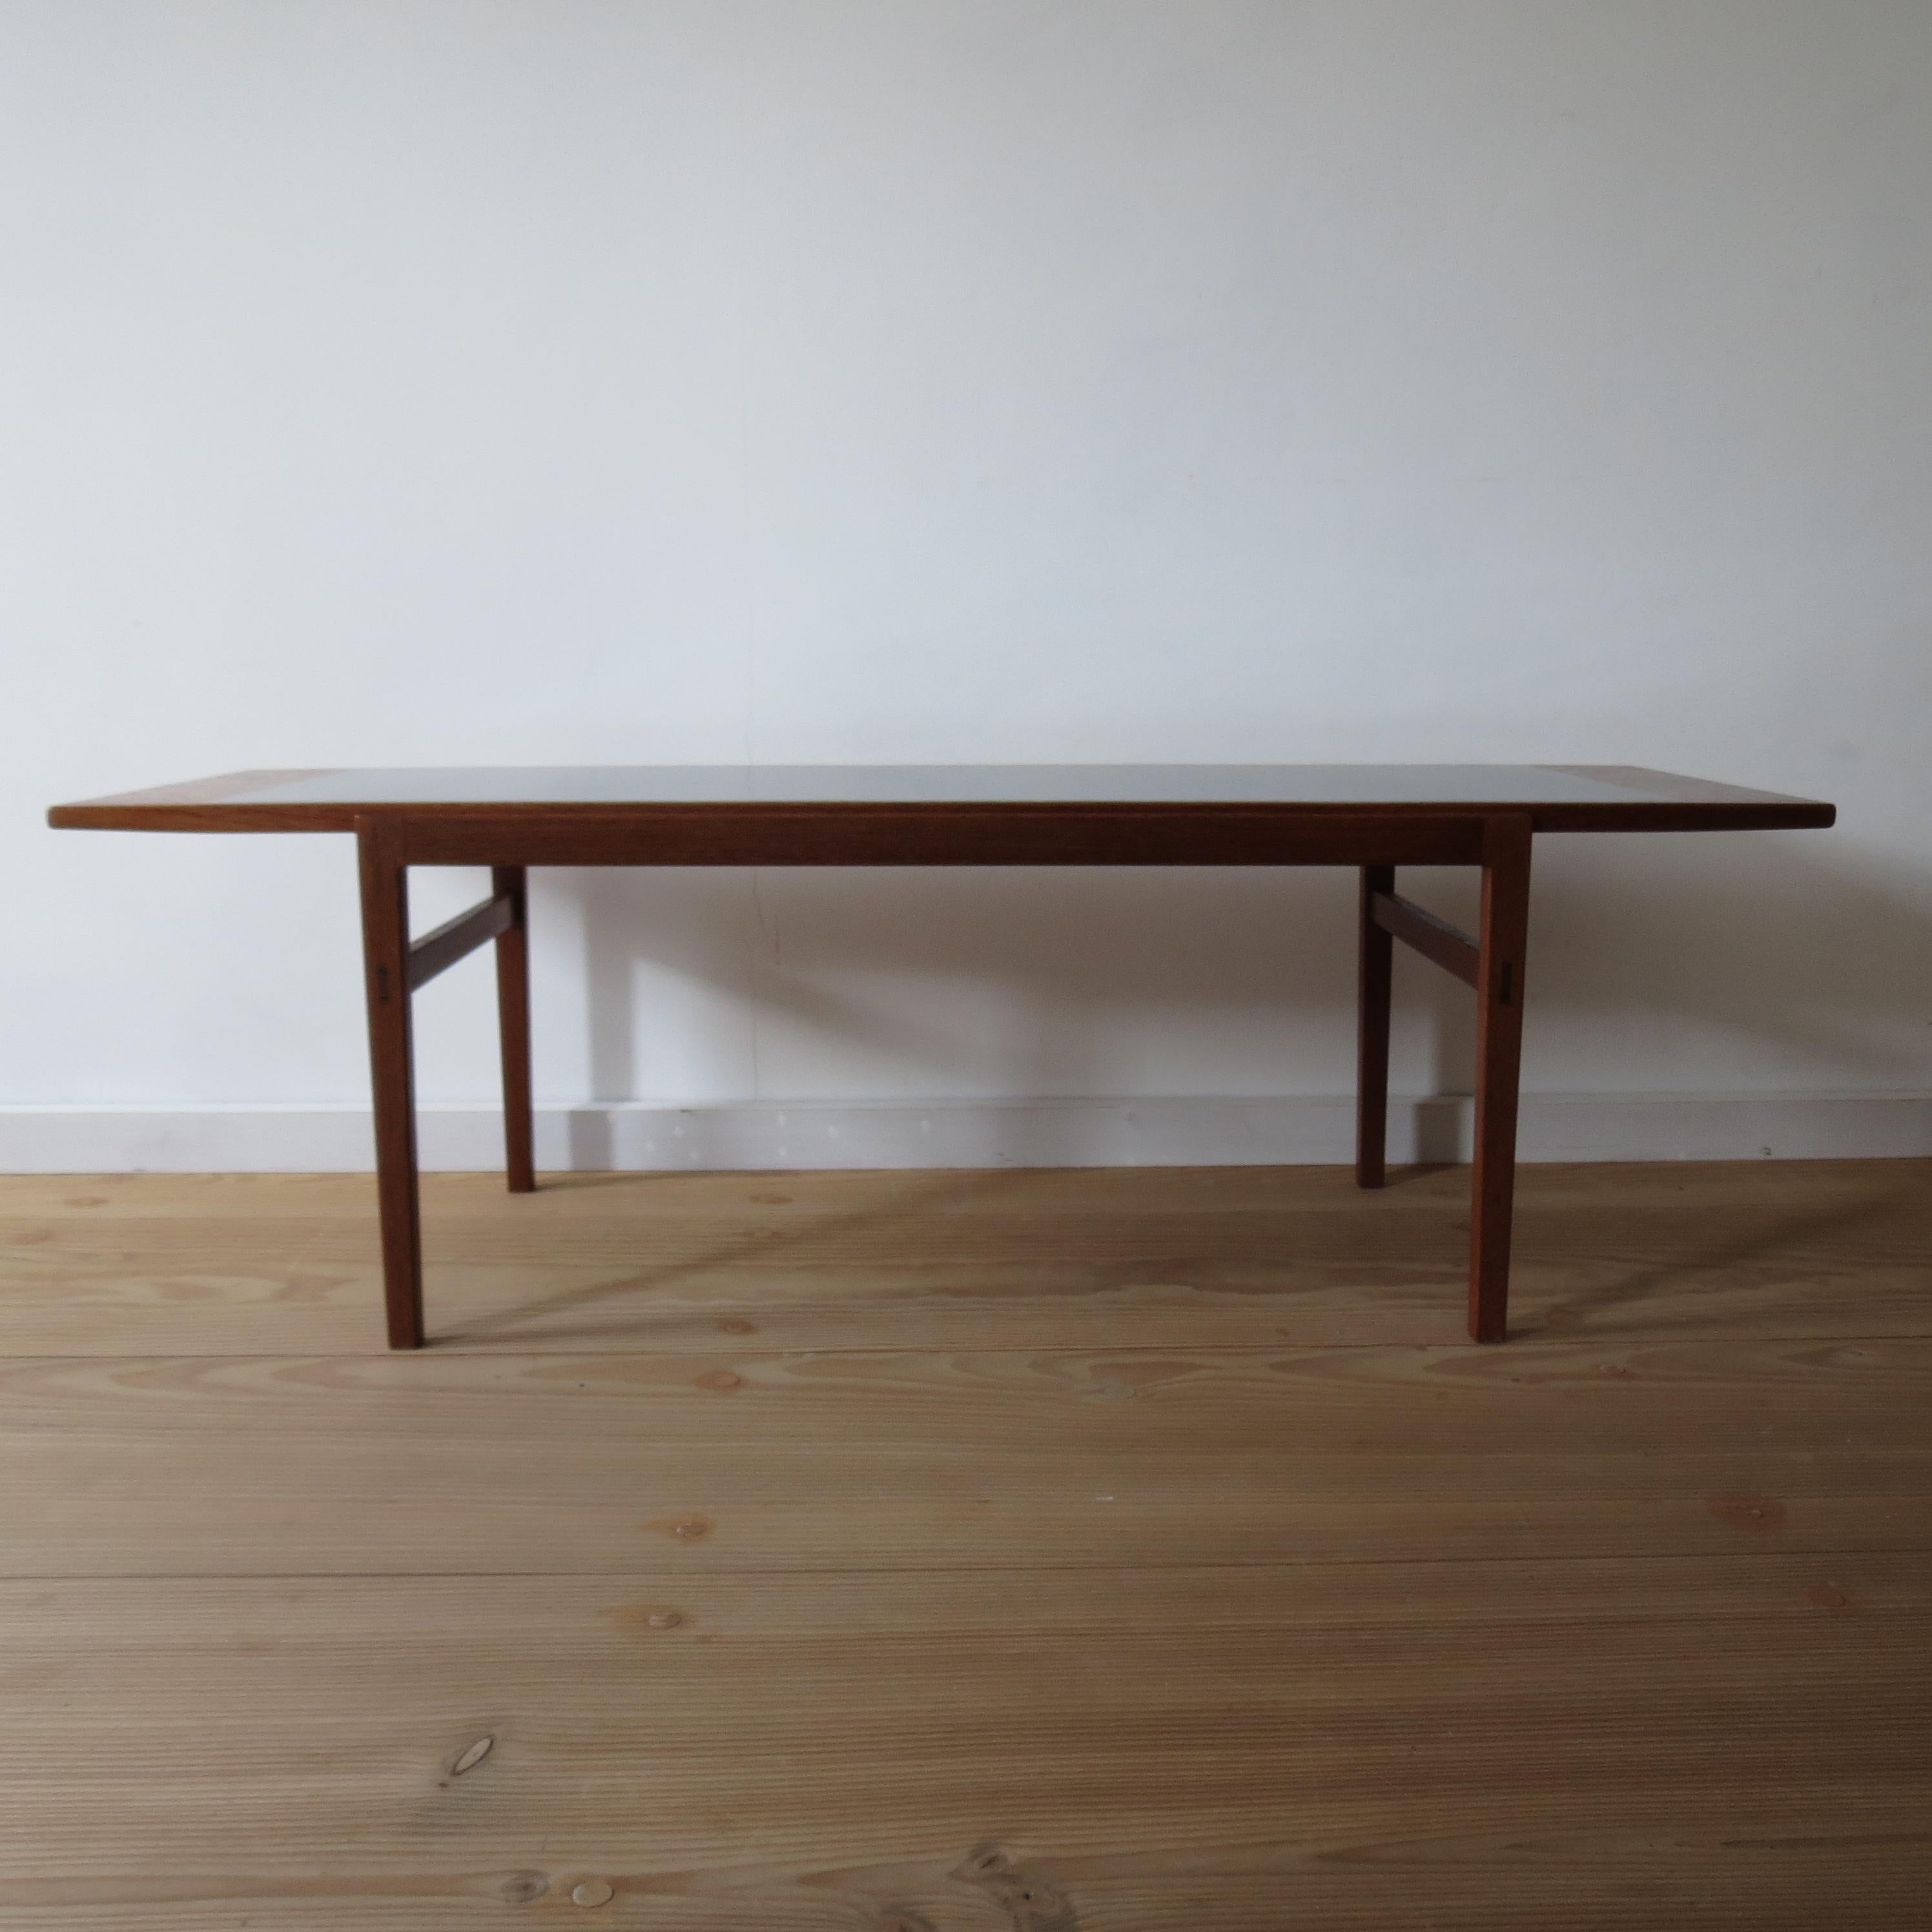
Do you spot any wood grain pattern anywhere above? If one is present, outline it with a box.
[0,1160,1927,1925]
[1,1559,1927,1927]
[3,1162,1924,1355]
[3,1342,1931,1576]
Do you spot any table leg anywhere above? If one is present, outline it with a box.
[1355,864,1395,1187]
[356,820,425,1350]
[492,865,535,1193]
[1469,814,1533,1342]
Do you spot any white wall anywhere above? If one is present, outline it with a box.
[3,0,1929,1167]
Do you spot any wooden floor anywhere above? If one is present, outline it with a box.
[1,1158,1929,1929]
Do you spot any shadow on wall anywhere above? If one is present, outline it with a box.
[542,830,1931,1161]
[1523,834,1931,1081]
[1389,834,1932,1159]
[558,861,1355,1166]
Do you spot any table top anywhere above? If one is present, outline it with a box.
[49,765,1833,836]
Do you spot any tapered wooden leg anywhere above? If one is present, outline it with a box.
[1356,863,1395,1188]
[1469,815,1533,1342]
[357,819,424,1350]
[492,865,535,1193]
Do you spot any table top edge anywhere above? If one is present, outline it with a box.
[47,764,1836,837]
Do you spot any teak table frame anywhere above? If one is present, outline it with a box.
[49,766,1836,1349]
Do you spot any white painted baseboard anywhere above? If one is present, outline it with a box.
[0,1093,1926,1173]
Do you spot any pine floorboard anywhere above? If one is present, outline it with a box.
[0,1158,1927,1927]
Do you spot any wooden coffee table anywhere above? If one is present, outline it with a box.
[50,765,1834,1347]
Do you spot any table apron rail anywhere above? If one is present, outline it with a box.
[373,810,1490,868]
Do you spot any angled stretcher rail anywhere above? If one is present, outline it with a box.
[1369,889,1479,989]
[406,892,515,991]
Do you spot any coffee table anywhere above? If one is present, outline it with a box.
[50,764,1834,1347]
